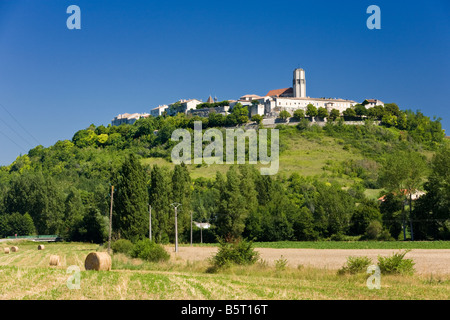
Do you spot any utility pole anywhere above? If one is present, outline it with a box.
[170,203,181,253]
[190,211,193,246]
[149,204,152,241]
[108,185,114,255]
[409,191,414,241]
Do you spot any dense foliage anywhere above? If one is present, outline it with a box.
[0,102,448,243]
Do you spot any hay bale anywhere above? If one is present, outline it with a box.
[4,248,9,254]
[37,244,45,250]
[49,255,61,266]
[84,252,111,271]
[10,246,19,252]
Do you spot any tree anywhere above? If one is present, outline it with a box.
[306,104,318,118]
[329,109,340,121]
[343,107,356,119]
[317,107,328,119]
[172,163,192,241]
[354,104,367,118]
[1,213,36,236]
[251,114,263,124]
[279,110,291,121]
[114,154,149,242]
[379,150,427,240]
[228,103,249,125]
[350,199,382,235]
[293,109,305,120]
[149,165,172,243]
[216,167,247,241]
[413,146,450,240]
[4,172,64,235]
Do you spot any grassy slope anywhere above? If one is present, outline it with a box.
[142,127,364,185]
[0,241,448,300]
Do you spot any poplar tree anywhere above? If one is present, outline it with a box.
[216,166,247,241]
[149,164,172,243]
[115,154,149,242]
[172,163,192,241]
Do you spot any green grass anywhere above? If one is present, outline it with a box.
[141,127,364,185]
[0,241,448,300]
[184,241,450,250]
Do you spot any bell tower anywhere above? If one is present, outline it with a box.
[293,68,306,98]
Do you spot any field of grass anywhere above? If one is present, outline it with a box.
[0,241,449,300]
[141,128,363,186]
[182,241,450,249]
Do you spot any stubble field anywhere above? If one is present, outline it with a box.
[0,241,449,300]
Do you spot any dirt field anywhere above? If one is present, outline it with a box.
[167,246,450,275]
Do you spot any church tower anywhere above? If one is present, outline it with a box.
[293,68,306,98]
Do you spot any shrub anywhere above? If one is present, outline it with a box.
[130,239,170,263]
[211,238,259,269]
[112,239,134,255]
[365,220,383,240]
[377,250,415,275]
[275,255,288,271]
[338,256,372,275]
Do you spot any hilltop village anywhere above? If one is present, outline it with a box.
[112,68,384,126]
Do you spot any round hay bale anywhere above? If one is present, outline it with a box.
[85,252,111,271]
[49,255,61,266]
[10,246,19,252]
[4,248,10,254]
[38,244,45,250]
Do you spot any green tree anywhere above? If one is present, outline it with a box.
[413,146,450,239]
[329,109,340,121]
[172,163,192,241]
[354,104,367,118]
[3,213,36,236]
[317,107,328,119]
[343,107,356,119]
[216,167,247,241]
[379,150,427,240]
[293,109,305,120]
[279,110,291,121]
[149,165,172,243]
[114,154,149,241]
[350,199,382,235]
[251,114,263,124]
[306,104,318,118]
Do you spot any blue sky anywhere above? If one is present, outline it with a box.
[0,0,449,165]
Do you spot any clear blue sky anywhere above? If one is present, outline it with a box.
[0,0,449,165]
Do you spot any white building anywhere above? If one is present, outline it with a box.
[363,99,384,108]
[150,105,169,117]
[262,68,357,116]
[265,96,357,115]
[168,99,203,115]
[111,113,150,126]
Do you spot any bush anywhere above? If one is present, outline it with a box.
[275,255,288,271]
[338,256,373,275]
[130,239,170,263]
[365,220,383,240]
[211,238,259,269]
[377,250,415,275]
[112,239,134,255]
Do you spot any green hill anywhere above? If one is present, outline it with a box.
[0,105,448,243]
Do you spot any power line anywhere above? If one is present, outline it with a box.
[0,102,41,145]
[0,116,34,148]
[0,128,28,153]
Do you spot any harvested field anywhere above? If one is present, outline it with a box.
[165,246,450,275]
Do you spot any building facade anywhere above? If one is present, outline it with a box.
[112,113,150,126]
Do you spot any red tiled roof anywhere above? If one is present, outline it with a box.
[266,87,293,97]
